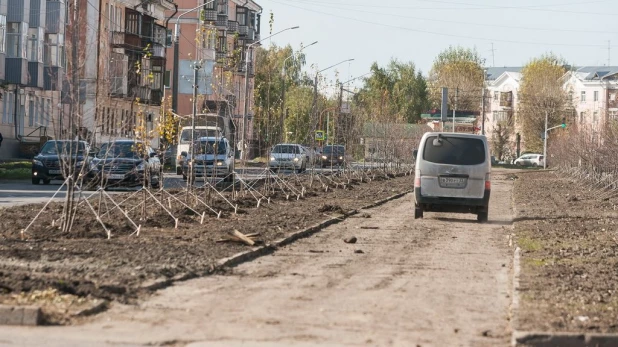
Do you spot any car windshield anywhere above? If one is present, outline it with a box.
[195,139,227,155]
[422,136,486,166]
[98,142,142,159]
[180,129,220,143]
[40,141,86,155]
[272,145,299,154]
[323,146,344,154]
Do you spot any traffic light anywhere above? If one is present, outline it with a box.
[561,117,567,128]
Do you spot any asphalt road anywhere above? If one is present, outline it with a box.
[0,172,514,346]
[0,164,400,208]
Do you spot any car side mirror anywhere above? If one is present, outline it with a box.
[413,149,418,159]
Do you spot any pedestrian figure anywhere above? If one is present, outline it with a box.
[0,131,3,150]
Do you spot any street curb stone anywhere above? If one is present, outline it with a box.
[511,245,618,346]
[0,305,41,326]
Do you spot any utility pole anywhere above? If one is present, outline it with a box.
[172,32,180,113]
[452,88,458,133]
[481,82,486,135]
[241,47,251,163]
[337,82,343,144]
[188,62,200,187]
[543,111,548,170]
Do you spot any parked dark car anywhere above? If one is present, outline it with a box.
[320,145,345,167]
[31,140,93,185]
[87,140,162,189]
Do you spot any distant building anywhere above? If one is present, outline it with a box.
[563,66,618,136]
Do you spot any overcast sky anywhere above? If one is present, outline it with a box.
[256,0,617,92]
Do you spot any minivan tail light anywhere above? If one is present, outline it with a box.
[414,177,421,187]
[485,173,491,190]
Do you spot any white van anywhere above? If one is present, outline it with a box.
[413,132,491,222]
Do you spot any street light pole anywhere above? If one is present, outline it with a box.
[280,41,317,143]
[172,0,216,114]
[241,25,300,163]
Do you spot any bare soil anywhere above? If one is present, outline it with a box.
[0,172,412,324]
[513,171,618,333]
[0,172,514,346]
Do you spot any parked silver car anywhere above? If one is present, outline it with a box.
[269,144,308,173]
[413,132,491,222]
[513,153,544,167]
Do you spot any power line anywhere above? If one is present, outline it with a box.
[286,0,618,16]
[273,0,617,48]
[284,0,618,33]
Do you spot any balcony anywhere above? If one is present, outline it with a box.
[133,86,163,106]
[216,14,228,28]
[238,25,248,36]
[227,20,238,32]
[237,61,253,75]
[215,51,227,63]
[111,31,141,48]
[203,9,217,22]
[149,43,165,59]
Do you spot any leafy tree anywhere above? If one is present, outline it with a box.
[518,54,570,152]
[253,44,308,152]
[428,46,485,111]
[491,119,514,161]
[355,59,429,124]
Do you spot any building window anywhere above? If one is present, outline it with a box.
[581,91,586,102]
[610,110,618,121]
[6,22,25,58]
[126,10,140,35]
[593,111,599,123]
[44,34,65,67]
[45,99,50,126]
[0,15,6,53]
[580,112,584,123]
[217,0,227,14]
[594,90,599,102]
[236,7,247,25]
[28,28,44,63]
[28,99,34,127]
[164,70,170,88]
[493,91,499,101]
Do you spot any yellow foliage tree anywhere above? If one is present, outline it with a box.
[518,54,571,152]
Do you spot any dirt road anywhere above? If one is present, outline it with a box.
[0,174,514,346]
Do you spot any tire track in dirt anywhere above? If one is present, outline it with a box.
[0,175,515,346]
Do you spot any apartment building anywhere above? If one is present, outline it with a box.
[166,0,261,143]
[0,0,66,159]
[91,0,175,145]
[563,66,618,134]
[481,67,522,154]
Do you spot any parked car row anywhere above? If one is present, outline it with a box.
[268,144,347,172]
[31,139,162,189]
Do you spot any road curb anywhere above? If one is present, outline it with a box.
[217,190,412,269]
[510,247,618,346]
[0,305,41,326]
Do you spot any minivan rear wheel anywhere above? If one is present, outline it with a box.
[414,206,423,219]
[477,211,488,223]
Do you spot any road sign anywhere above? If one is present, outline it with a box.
[315,130,325,141]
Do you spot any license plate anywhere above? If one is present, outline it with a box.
[439,176,467,188]
[48,170,61,175]
[106,174,125,180]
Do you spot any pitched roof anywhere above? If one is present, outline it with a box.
[485,67,522,81]
[573,66,618,80]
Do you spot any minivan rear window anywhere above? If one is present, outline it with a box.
[423,136,486,165]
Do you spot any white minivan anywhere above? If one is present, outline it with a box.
[413,132,492,222]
